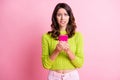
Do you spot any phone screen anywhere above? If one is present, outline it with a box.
[58,35,68,41]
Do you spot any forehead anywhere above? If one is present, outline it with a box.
[57,8,68,13]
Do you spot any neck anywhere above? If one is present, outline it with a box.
[60,27,66,31]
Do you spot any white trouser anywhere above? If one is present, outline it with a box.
[48,70,80,80]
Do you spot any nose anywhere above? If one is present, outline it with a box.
[61,15,65,20]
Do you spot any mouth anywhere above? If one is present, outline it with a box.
[60,21,66,24]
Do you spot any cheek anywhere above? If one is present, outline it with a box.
[66,16,69,20]
[57,18,61,23]
[57,17,60,21]
[67,18,70,22]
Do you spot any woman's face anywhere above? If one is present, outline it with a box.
[56,8,69,30]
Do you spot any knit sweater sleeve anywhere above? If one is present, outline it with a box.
[71,32,84,68]
[41,34,54,69]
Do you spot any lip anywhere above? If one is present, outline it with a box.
[60,21,66,24]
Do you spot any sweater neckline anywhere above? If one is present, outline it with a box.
[60,30,67,35]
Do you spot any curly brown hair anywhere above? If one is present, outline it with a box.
[48,3,77,40]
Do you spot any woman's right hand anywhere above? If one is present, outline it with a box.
[50,41,64,60]
[55,41,63,53]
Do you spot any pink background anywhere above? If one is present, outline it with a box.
[0,0,120,80]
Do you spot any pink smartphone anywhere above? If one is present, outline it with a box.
[58,35,68,41]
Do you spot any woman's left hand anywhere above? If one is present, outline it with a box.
[60,41,75,60]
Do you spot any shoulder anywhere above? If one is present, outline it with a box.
[42,32,48,37]
[42,32,49,39]
[42,32,52,40]
[74,31,83,38]
[74,31,84,43]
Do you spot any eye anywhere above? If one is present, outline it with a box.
[57,13,62,17]
[64,13,68,16]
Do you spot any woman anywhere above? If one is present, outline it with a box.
[42,3,84,80]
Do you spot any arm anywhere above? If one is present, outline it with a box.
[63,32,84,68]
[41,34,63,69]
[71,32,84,68]
[42,34,54,69]
[49,43,63,60]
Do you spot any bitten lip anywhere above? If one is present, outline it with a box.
[60,21,66,24]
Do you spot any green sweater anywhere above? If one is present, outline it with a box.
[42,31,84,70]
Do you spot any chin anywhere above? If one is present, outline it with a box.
[60,24,67,27]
